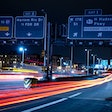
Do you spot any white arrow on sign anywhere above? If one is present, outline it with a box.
[27,32,32,37]
[5,32,10,36]
[97,32,102,37]
[73,32,78,37]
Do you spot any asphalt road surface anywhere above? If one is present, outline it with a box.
[1,80,112,112]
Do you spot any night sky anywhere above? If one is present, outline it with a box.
[0,0,112,23]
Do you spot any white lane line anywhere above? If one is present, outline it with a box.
[68,92,82,98]
[21,98,67,112]
[22,92,82,112]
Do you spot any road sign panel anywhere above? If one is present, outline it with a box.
[15,16,45,39]
[84,9,102,15]
[0,16,13,38]
[23,11,37,16]
[68,16,83,39]
[68,15,112,39]
[83,15,112,39]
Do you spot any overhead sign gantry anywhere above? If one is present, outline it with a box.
[68,15,112,39]
[68,9,112,39]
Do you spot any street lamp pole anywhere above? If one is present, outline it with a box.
[22,49,24,65]
[19,47,27,66]
[60,57,63,68]
[91,54,96,74]
[97,58,101,65]
[91,54,96,67]
[85,49,91,75]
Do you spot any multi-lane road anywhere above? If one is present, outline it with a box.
[0,72,112,112]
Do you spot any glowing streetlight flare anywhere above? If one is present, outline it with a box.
[19,47,27,65]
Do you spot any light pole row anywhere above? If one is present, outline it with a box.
[85,49,103,75]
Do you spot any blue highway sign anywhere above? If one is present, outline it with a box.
[83,15,112,39]
[68,16,83,39]
[0,16,13,38]
[23,11,37,16]
[15,16,45,39]
[68,15,112,39]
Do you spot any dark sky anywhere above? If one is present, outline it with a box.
[0,0,112,23]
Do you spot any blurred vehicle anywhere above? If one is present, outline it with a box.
[2,67,13,71]
[107,68,112,73]
[93,68,107,75]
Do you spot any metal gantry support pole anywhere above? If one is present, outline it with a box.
[43,11,47,67]
[50,41,53,77]
[70,41,73,71]
[46,22,51,80]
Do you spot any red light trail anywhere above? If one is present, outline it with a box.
[0,73,112,107]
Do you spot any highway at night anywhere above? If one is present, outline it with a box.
[0,0,112,111]
[0,72,112,112]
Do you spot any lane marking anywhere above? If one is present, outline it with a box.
[68,92,82,98]
[22,92,81,112]
[21,98,68,112]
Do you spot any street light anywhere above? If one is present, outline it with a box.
[60,57,63,68]
[96,58,102,74]
[41,9,52,81]
[91,54,96,74]
[85,49,91,75]
[97,58,102,65]
[19,47,27,65]
[91,54,96,67]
